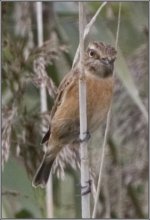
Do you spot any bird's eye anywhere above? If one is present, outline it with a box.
[89,50,95,57]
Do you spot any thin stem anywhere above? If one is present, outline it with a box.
[115,3,121,50]
[36,2,53,218]
[92,107,112,218]
[72,2,107,68]
[79,2,91,218]
[115,5,122,217]
[92,3,122,218]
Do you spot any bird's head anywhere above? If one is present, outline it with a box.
[84,41,117,77]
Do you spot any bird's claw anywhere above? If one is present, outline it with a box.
[80,131,91,143]
[81,179,92,196]
[75,180,92,197]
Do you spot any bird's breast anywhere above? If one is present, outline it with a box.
[86,74,114,132]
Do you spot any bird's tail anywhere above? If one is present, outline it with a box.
[32,154,55,188]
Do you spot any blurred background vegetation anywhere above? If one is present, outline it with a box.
[2,1,148,218]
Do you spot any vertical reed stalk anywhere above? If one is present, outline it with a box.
[36,2,53,218]
[79,2,91,218]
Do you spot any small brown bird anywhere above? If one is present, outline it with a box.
[32,41,117,188]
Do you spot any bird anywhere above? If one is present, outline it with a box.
[32,41,117,188]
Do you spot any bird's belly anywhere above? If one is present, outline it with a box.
[87,104,109,133]
[86,77,113,133]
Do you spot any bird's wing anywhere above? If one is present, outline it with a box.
[41,68,79,144]
[41,127,51,144]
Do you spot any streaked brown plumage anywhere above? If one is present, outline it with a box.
[32,41,117,188]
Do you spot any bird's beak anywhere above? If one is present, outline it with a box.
[100,59,109,65]
[100,60,113,71]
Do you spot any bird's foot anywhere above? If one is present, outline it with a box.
[75,179,92,196]
[81,179,92,195]
[80,131,91,143]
